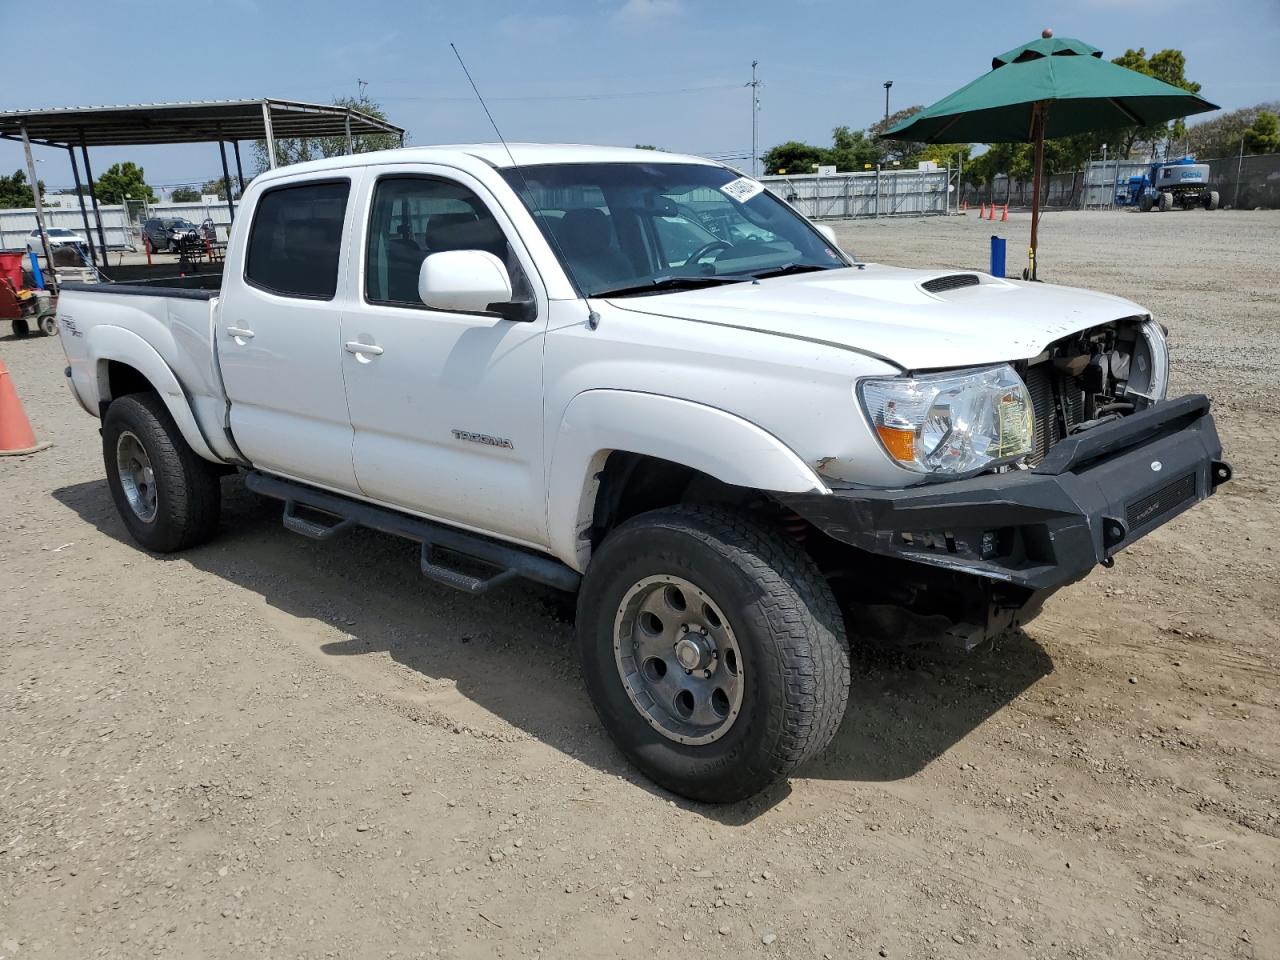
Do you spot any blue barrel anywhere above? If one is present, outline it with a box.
[989,235,1006,279]
[27,250,45,289]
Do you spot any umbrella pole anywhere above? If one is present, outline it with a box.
[1029,101,1046,281]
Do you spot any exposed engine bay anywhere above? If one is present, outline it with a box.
[1017,316,1167,466]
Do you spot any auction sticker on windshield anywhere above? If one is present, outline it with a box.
[719,177,765,203]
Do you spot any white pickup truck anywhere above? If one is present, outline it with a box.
[55,144,1230,802]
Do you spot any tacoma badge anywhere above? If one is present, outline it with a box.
[452,429,513,450]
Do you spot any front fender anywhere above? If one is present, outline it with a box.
[86,325,221,464]
[546,390,827,570]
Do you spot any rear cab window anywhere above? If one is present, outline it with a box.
[245,180,351,300]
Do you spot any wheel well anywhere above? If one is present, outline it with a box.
[589,452,762,548]
[99,360,155,416]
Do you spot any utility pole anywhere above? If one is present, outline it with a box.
[1235,136,1245,208]
[357,78,369,104]
[883,80,893,120]
[749,60,760,177]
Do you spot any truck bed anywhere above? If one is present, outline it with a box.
[56,278,237,463]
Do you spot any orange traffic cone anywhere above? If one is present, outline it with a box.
[979,203,987,218]
[961,199,968,212]
[1000,203,1009,221]
[0,359,51,456]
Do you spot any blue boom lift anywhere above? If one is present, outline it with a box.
[1117,156,1219,212]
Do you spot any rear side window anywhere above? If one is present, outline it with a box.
[245,180,350,299]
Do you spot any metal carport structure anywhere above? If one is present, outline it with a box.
[0,99,405,285]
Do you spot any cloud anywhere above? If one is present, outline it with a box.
[615,0,683,23]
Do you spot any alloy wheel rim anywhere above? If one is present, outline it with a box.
[115,430,158,523]
[613,574,744,745]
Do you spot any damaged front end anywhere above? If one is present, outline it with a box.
[781,317,1229,649]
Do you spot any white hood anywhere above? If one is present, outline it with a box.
[607,264,1150,371]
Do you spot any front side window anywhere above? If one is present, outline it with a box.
[365,176,529,307]
[245,180,350,300]
[502,162,846,297]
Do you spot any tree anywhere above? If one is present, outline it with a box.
[829,125,879,171]
[761,140,827,175]
[253,96,401,172]
[170,186,200,202]
[199,177,240,201]
[868,106,929,164]
[1244,111,1280,154]
[94,162,156,204]
[0,169,43,209]
[1107,48,1201,157]
[1186,102,1280,159]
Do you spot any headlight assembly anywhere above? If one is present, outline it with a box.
[1133,319,1169,401]
[859,364,1035,475]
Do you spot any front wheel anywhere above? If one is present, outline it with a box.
[1204,191,1220,210]
[10,318,30,338]
[1158,191,1173,212]
[102,393,222,553]
[577,506,850,803]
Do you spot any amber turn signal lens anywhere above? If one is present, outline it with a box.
[875,424,915,462]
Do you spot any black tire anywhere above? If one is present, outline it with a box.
[102,392,221,553]
[1158,191,1173,212]
[577,505,849,803]
[1205,191,1219,211]
[39,314,57,336]
[10,318,29,337]
[1138,195,1153,212]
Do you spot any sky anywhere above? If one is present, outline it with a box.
[2,0,1278,195]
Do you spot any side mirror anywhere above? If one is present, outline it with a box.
[418,250,514,315]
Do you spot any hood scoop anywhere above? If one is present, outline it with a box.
[921,273,980,294]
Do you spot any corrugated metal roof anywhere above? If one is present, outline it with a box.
[0,98,404,147]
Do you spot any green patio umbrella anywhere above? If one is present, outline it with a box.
[880,29,1217,279]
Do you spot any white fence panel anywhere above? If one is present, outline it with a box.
[760,169,949,219]
[1,201,239,252]
[1,204,131,253]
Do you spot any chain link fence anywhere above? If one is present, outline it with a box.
[958,152,1279,210]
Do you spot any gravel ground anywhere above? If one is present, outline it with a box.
[2,209,1277,960]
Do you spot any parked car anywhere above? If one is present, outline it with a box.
[53,144,1231,803]
[26,227,89,255]
[140,218,200,252]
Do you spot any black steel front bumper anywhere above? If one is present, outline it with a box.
[781,394,1230,595]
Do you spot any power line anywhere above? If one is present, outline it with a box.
[379,82,742,104]
[748,60,761,176]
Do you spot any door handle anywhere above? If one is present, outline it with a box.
[344,341,384,357]
[225,326,255,340]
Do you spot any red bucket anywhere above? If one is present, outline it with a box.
[0,253,25,290]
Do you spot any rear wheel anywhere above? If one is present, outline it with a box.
[102,393,221,553]
[1138,194,1153,212]
[1158,191,1173,212]
[39,315,57,336]
[1204,191,1220,210]
[577,505,849,802]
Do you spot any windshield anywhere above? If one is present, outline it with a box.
[501,162,847,297]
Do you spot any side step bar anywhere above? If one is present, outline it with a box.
[245,471,580,595]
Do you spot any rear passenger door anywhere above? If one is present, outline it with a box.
[339,166,550,547]
[218,176,361,492]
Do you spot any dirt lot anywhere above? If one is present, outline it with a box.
[2,209,1277,959]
